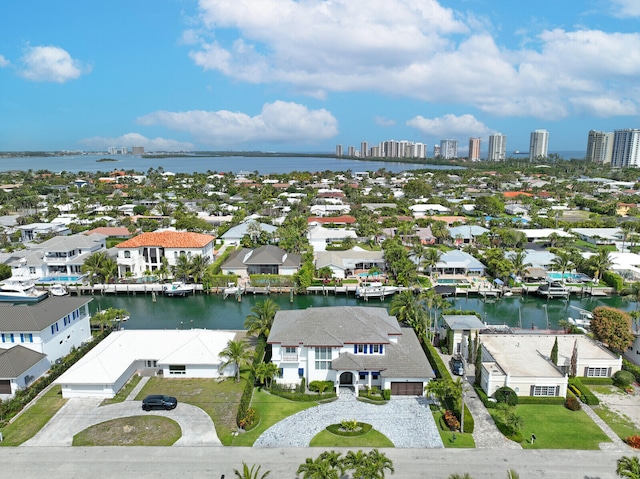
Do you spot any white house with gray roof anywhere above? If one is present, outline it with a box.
[315,251,386,279]
[439,315,486,361]
[267,306,434,396]
[221,245,301,277]
[220,221,277,246]
[0,345,48,398]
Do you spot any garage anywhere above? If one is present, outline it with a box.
[0,379,11,394]
[391,381,423,396]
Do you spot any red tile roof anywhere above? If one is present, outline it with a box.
[307,215,356,224]
[503,191,533,198]
[83,227,132,237]
[116,231,215,248]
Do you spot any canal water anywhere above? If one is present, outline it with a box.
[88,292,636,331]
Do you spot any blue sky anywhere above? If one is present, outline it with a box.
[1,0,639,154]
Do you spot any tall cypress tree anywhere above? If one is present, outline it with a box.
[551,336,559,365]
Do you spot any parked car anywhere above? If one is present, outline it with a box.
[450,355,465,376]
[142,394,178,411]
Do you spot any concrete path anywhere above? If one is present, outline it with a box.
[22,396,221,447]
[254,389,443,448]
[581,403,631,451]
[126,376,150,401]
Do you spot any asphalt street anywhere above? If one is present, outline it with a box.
[0,447,634,478]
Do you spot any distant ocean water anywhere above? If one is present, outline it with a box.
[0,154,463,175]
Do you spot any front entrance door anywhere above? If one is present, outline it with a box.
[339,372,353,385]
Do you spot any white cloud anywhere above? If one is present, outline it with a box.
[137,101,338,146]
[406,114,491,138]
[79,133,194,152]
[610,0,640,17]
[19,45,89,83]
[375,116,396,127]
[187,0,640,119]
[0,55,9,67]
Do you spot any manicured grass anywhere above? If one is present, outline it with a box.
[590,385,618,395]
[72,416,181,446]
[0,386,67,446]
[136,375,245,445]
[101,374,142,405]
[593,405,639,441]
[432,410,475,448]
[309,428,394,447]
[517,404,610,450]
[232,388,317,446]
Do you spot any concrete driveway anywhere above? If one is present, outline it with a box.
[22,398,221,447]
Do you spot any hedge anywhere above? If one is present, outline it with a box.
[602,270,624,291]
[422,341,450,379]
[474,384,496,409]
[236,336,266,428]
[516,396,566,405]
[622,359,640,383]
[325,422,372,437]
[268,390,337,402]
[248,274,295,287]
[568,378,599,405]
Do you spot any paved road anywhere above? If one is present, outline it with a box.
[0,446,632,478]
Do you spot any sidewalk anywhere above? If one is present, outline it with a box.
[581,403,631,452]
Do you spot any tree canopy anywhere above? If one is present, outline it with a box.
[590,306,634,354]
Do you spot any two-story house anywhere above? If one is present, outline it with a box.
[0,297,92,398]
[268,306,434,396]
[115,231,215,279]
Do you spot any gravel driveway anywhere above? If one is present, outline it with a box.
[254,391,443,448]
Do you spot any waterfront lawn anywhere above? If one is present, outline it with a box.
[593,405,638,441]
[309,428,394,448]
[432,410,475,448]
[0,386,67,446]
[101,374,142,405]
[136,376,245,445]
[231,388,317,446]
[518,405,610,449]
[73,416,181,446]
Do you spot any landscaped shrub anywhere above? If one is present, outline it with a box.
[613,370,635,388]
[326,422,372,437]
[269,389,337,402]
[494,387,518,406]
[462,404,474,433]
[421,341,449,379]
[474,384,497,408]
[236,336,265,428]
[601,271,623,291]
[565,395,582,411]
[569,378,599,405]
[623,359,640,383]
[516,396,565,405]
[444,410,460,431]
[308,380,334,393]
[382,388,391,400]
[626,435,640,449]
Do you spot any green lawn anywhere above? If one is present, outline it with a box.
[517,404,611,449]
[101,375,142,405]
[136,376,245,445]
[309,428,394,447]
[432,410,476,448]
[72,416,181,446]
[232,388,317,446]
[0,386,67,446]
[593,405,639,441]
[590,385,619,395]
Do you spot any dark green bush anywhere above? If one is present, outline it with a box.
[565,395,582,411]
[601,271,623,291]
[269,390,337,401]
[421,341,449,379]
[382,388,391,400]
[569,378,599,405]
[474,384,497,409]
[613,370,635,388]
[494,387,518,406]
[308,380,334,393]
[517,396,565,405]
[623,359,640,383]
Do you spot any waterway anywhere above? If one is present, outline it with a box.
[88,292,635,332]
[0,154,461,175]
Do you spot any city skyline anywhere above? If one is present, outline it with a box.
[1,1,640,153]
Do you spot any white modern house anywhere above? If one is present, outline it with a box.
[0,297,92,397]
[314,251,386,279]
[268,306,434,396]
[221,245,301,277]
[220,221,278,246]
[115,231,215,278]
[55,329,240,398]
[479,334,621,398]
[308,224,358,252]
[439,315,486,359]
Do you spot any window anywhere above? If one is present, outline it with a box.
[1,333,4,343]
[533,386,556,396]
[124,251,131,258]
[168,365,186,375]
[372,372,380,379]
[372,344,380,353]
[284,347,296,354]
[359,372,369,380]
[586,367,609,377]
[315,347,332,370]
[357,344,365,353]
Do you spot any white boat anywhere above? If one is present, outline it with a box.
[536,281,569,299]
[355,281,398,299]
[223,282,241,299]
[163,281,194,297]
[0,278,49,302]
[568,306,592,329]
[49,284,69,296]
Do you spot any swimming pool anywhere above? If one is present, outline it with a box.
[546,272,590,282]
[437,278,470,285]
[38,275,86,283]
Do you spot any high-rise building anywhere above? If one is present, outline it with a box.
[370,146,380,157]
[529,129,549,160]
[120,147,128,155]
[433,145,440,158]
[611,129,640,168]
[440,139,458,159]
[336,144,343,157]
[468,138,481,161]
[347,145,355,157]
[412,142,426,159]
[487,133,506,161]
[360,141,368,158]
[132,146,145,155]
[108,147,117,155]
[586,130,614,164]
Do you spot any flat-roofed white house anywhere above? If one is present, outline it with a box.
[267,306,434,396]
[115,231,215,278]
[55,329,240,398]
[479,334,621,398]
[0,346,48,398]
[410,204,451,218]
[315,251,386,279]
[308,224,358,252]
[221,245,301,277]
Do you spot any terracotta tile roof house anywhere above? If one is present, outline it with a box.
[83,227,132,238]
[115,231,215,279]
[307,215,356,225]
[268,306,434,396]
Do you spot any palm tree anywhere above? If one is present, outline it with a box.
[447,474,474,479]
[430,220,450,244]
[352,449,394,479]
[411,242,427,273]
[616,455,640,478]
[621,282,640,310]
[234,463,270,479]
[189,254,211,284]
[296,456,340,479]
[244,298,280,338]
[254,361,279,388]
[590,248,613,284]
[506,469,520,479]
[510,251,532,280]
[423,248,443,276]
[220,339,253,382]
[173,253,192,282]
[390,290,428,339]
[550,250,574,283]
[81,251,110,285]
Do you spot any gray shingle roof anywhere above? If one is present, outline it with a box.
[223,245,301,268]
[0,297,92,332]
[0,345,46,378]
[443,315,486,331]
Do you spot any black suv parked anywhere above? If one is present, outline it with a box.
[142,394,178,411]
[450,355,465,376]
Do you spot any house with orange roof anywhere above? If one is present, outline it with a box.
[307,215,356,225]
[115,231,215,279]
[503,191,534,199]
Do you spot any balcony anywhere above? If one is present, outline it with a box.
[281,353,299,362]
